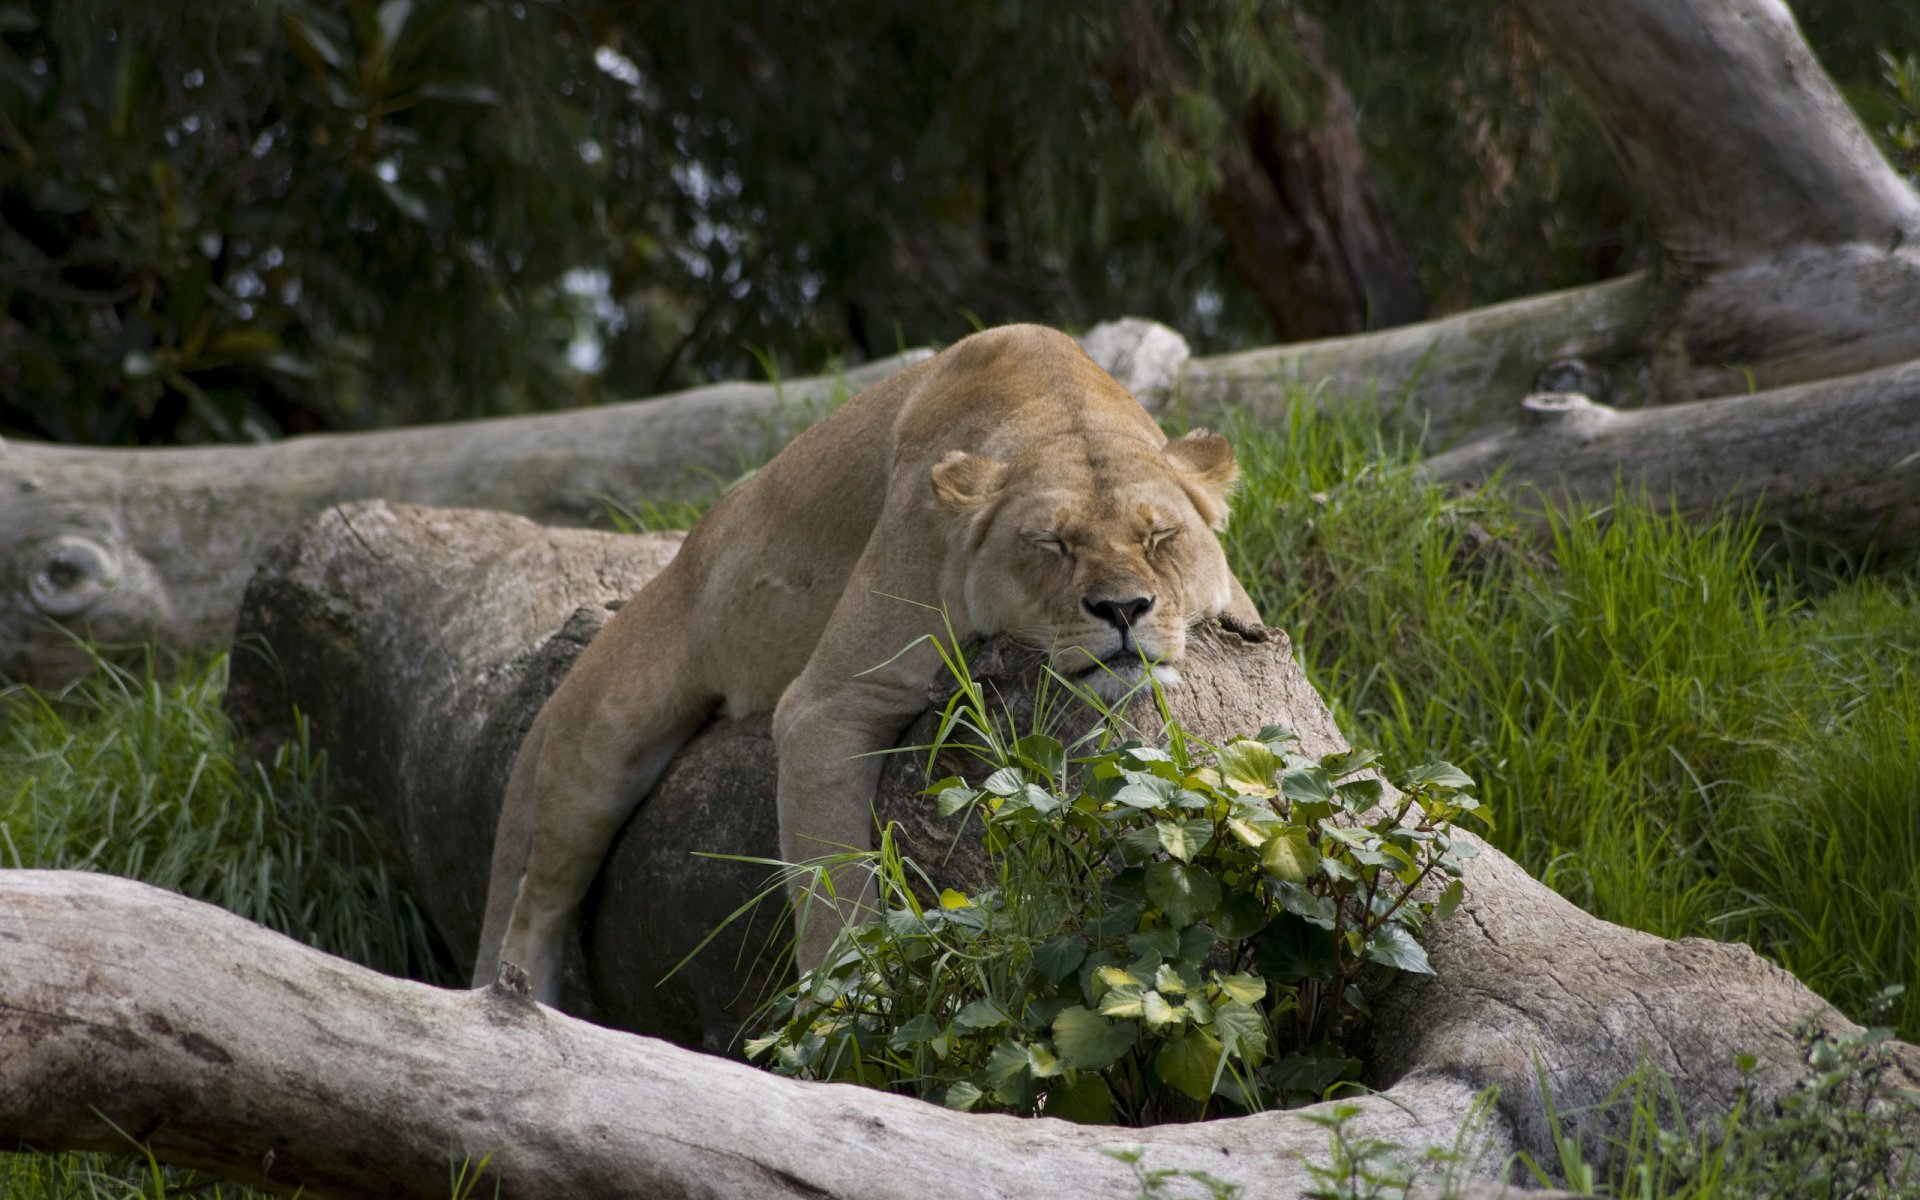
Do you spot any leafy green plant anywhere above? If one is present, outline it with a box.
[1879,50,1920,181]
[747,648,1485,1124]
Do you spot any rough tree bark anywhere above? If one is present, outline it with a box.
[16,498,1862,1196]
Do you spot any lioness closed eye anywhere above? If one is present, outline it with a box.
[473,323,1261,1002]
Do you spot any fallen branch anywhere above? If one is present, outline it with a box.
[1419,358,1920,552]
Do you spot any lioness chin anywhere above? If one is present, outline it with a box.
[474,323,1260,1001]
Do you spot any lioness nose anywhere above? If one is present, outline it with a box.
[1084,595,1154,631]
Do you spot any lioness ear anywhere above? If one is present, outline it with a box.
[930,450,1008,511]
[1163,429,1239,530]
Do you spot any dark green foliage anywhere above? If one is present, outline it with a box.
[0,1,633,438]
[746,646,1485,1125]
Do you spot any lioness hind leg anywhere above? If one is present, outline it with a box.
[491,645,711,1005]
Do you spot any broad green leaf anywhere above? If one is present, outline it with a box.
[1153,1029,1226,1101]
[1336,777,1385,813]
[1210,1000,1267,1064]
[1027,1042,1064,1078]
[1268,1053,1361,1100]
[1014,782,1061,815]
[1140,989,1183,1029]
[1126,926,1179,961]
[1318,854,1359,883]
[1096,964,1145,990]
[1211,891,1269,939]
[1398,761,1475,790]
[935,785,978,817]
[1052,1006,1137,1070]
[955,997,1013,1030]
[1254,724,1297,749]
[981,766,1027,796]
[1098,984,1146,1019]
[1226,816,1273,848]
[1041,1072,1115,1124]
[985,1037,1032,1085]
[887,1013,943,1051]
[1156,819,1195,862]
[1146,861,1220,926]
[1177,924,1216,964]
[944,1081,986,1111]
[1216,740,1281,797]
[1119,825,1166,863]
[1113,775,1176,809]
[1280,766,1335,806]
[1013,733,1065,779]
[1364,924,1435,975]
[1435,879,1466,923]
[1261,829,1316,883]
[1320,748,1380,777]
[743,1032,781,1060]
[1215,973,1268,1005]
[1153,962,1190,995]
[1034,933,1087,982]
[1181,991,1212,1025]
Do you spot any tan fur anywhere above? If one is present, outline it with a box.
[473,324,1261,1000]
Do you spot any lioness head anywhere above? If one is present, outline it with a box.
[931,427,1240,698]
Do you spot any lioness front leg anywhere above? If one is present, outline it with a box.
[772,660,934,972]
[489,586,713,1004]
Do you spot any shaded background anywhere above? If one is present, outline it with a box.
[2,0,1916,444]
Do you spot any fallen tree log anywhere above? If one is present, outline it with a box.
[182,499,1920,1195]
[0,869,1602,1200]
[1418,358,1920,551]
[0,349,924,687]
[0,323,1193,690]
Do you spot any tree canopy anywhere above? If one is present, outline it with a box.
[1,0,1915,443]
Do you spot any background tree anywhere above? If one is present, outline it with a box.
[3,0,1917,445]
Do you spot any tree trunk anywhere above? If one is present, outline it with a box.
[1106,3,1428,341]
[173,499,1920,1196]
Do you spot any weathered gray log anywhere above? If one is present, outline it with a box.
[199,499,1919,1197]
[0,869,1602,1200]
[1418,358,1920,551]
[0,350,924,686]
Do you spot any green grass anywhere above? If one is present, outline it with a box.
[0,650,447,1198]
[1218,396,1920,1041]
[3,388,1917,1193]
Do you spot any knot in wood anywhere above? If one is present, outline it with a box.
[1518,391,1605,427]
[21,535,122,617]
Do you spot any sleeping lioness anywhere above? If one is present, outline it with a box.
[473,323,1260,1001]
